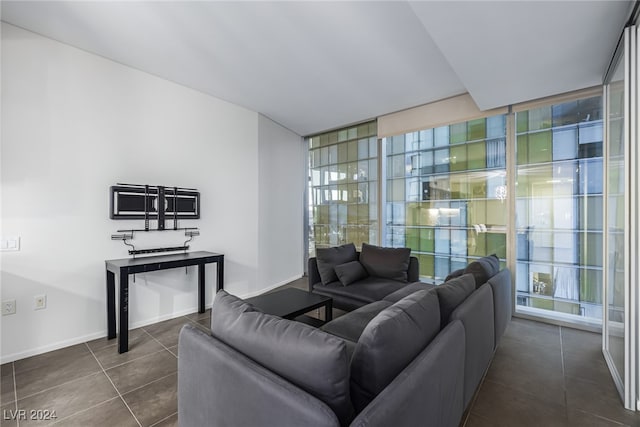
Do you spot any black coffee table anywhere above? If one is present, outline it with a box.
[245,288,332,327]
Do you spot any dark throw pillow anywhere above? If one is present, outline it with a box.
[464,254,500,288]
[315,243,358,285]
[435,273,476,326]
[210,290,353,425]
[334,260,368,286]
[359,243,411,282]
[350,289,440,412]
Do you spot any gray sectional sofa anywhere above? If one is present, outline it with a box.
[178,253,511,427]
[308,243,420,311]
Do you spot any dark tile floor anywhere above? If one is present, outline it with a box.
[1,277,638,426]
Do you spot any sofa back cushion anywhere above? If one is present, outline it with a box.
[435,273,476,326]
[315,243,358,285]
[210,290,353,425]
[464,254,500,288]
[350,289,440,412]
[359,243,411,282]
[444,268,465,282]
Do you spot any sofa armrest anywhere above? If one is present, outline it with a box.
[178,324,339,427]
[350,321,465,427]
[308,257,322,291]
[407,256,419,282]
[487,268,512,348]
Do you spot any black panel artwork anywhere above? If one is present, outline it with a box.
[109,183,201,258]
[110,184,200,221]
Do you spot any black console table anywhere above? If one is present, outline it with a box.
[105,251,224,353]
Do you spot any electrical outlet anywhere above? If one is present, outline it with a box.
[34,295,46,310]
[2,300,16,315]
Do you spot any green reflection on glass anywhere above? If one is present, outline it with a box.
[468,118,486,141]
[528,131,552,164]
[450,122,467,144]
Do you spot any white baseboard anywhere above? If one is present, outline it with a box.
[239,274,304,299]
[1,275,303,364]
[0,305,211,364]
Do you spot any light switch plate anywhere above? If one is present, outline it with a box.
[0,236,20,251]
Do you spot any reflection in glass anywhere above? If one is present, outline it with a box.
[516,95,603,321]
[384,115,507,282]
[308,122,378,256]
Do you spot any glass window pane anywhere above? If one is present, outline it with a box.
[528,131,552,164]
[434,126,449,147]
[347,140,358,161]
[434,148,450,173]
[468,118,486,141]
[528,106,552,131]
[579,158,603,195]
[486,138,506,168]
[358,139,368,159]
[552,128,577,160]
[552,100,578,127]
[487,115,506,138]
[421,129,434,149]
[467,141,486,170]
[450,122,467,144]
[450,145,467,172]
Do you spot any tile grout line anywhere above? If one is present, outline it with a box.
[149,411,177,427]
[117,371,177,398]
[13,368,110,403]
[95,345,170,371]
[559,326,570,421]
[84,342,142,427]
[12,362,19,427]
[141,323,185,358]
[48,396,120,426]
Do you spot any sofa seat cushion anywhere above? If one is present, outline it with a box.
[350,289,441,413]
[321,301,393,343]
[464,254,500,288]
[313,277,409,304]
[383,282,436,303]
[210,290,353,425]
[359,243,411,282]
[435,273,476,326]
[316,243,358,285]
[335,260,368,286]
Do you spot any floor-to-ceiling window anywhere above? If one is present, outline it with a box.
[605,45,626,404]
[307,121,378,257]
[603,23,635,410]
[383,115,507,282]
[514,94,604,322]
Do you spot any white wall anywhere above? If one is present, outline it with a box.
[257,115,305,291]
[0,24,303,362]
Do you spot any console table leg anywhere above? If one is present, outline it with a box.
[118,270,129,354]
[217,257,224,291]
[198,264,205,313]
[107,270,116,339]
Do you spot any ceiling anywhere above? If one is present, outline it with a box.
[1,1,632,136]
